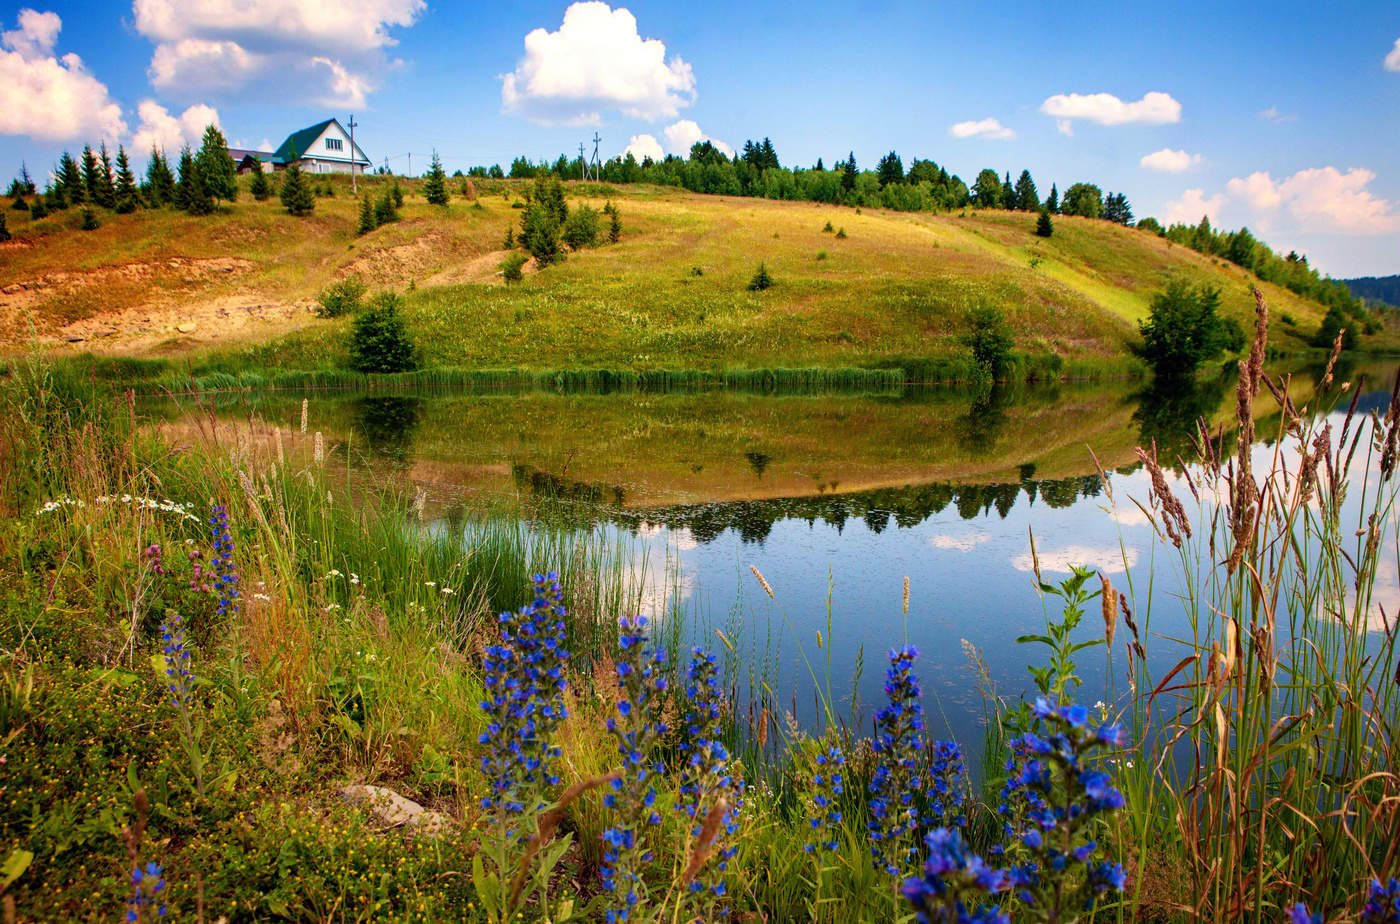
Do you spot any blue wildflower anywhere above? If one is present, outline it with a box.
[805,741,846,853]
[126,861,168,922]
[678,647,739,914]
[901,828,1009,924]
[208,505,238,617]
[1290,903,1324,924]
[1362,877,1400,923]
[159,610,194,710]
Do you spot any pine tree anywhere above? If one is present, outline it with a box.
[29,196,48,220]
[357,193,377,234]
[0,209,9,242]
[279,160,315,216]
[93,143,116,209]
[1014,170,1039,212]
[249,166,270,201]
[176,146,214,215]
[1035,208,1054,238]
[113,147,139,214]
[348,293,416,373]
[841,152,857,193]
[1046,183,1059,214]
[195,124,238,203]
[56,151,82,205]
[145,149,176,207]
[422,152,449,205]
[607,202,621,243]
[80,207,99,231]
[80,146,101,205]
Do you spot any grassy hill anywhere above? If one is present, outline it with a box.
[0,174,1380,378]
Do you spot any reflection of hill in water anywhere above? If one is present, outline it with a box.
[513,464,1107,544]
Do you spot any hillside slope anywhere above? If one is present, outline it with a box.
[0,177,1366,371]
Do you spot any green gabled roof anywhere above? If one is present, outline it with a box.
[273,119,336,163]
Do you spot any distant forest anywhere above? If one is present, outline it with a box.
[464,137,1369,325]
[1345,276,1400,308]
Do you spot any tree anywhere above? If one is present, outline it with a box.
[80,207,100,231]
[56,152,82,206]
[876,151,905,187]
[374,187,399,224]
[1035,208,1054,237]
[422,151,449,205]
[531,174,567,225]
[0,210,9,242]
[840,152,857,193]
[747,263,774,291]
[963,306,1014,378]
[92,144,117,209]
[1225,226,1258,268]
[1102,192,1133,225]
[80,146,102,206]
[971,169,1003,207]
[1001,171,1015,209]
[1061,183,1103,219]
[176,147,214,215]
[357,193,377,235]
[279,160,315,216]
[606,201,621,243]
[501,252,528,283]
[522,199,563,267]
[1138,280,1243,378]
[1014,170,1039,212]
[1046,183,1059,214]
[1136,217,1164,236]
[249,166,271,200]
[29,196,47,219]
[195,125,238,203]
[348,292,416,373]
[15,162,35,196]
[561,203,600,250]
[10,193,27,211]
[113,147,139,214]
[1313,305,1359,351]
[145,149,176,207]
[391,181,404,209]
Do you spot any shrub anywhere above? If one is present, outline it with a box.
[502,225,515,249]
[28,197,47,220]
[822,220,834,232]
[249,168,271,201]
[747,263,774,291]
[522,202,563,267]
[962,305,1014,378]
[0,209,9,242]
[80,208,100,231]
[279,162,314,216]
[374,188,399,225]
[10,195,27,211]
[348,292,416,373]
[835,227,847,239]
[316,277,367,318]
[1312,305,1359,351]
[501,252,528,283]
[357,194,376,235]
[816,250,829,260]
[1138,279,1244,378]
[561,204,600,251]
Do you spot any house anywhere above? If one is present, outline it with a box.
[227,118,372,176]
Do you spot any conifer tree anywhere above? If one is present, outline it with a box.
[80,207,99,231]
[176,146,214,215]
[374,186,398,224]
[1035,208,1054,237]
[357,193,377,234]
[606,201,621,243]
[10,193,28,212]
[56,151,82,205]
[841,152,857,192]
[422,152,449,205]
[29,196,48,220]
[80,146,101,205]
[145,149,176,207]
[50,184,67,210]
[113,147,139,214]
[391,181,404,209]
[249,166,271,200]
[195,125,238,204]
[1014,170,1039,212]
[94,143,116,209]
[279,160,315,216]
[17,162,34,196]
[502,225,515,249]
[1046,183,1059,214]
[1002,171,1015,209]
[0,209,9,242]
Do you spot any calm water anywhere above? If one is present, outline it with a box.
[152,363,1398,772]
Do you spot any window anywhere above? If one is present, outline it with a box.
[325,137,343,152]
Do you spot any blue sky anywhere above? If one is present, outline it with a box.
[2,1,1398,276]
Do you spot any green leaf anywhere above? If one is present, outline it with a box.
[2,849,33,891]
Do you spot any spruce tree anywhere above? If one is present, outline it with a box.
[29,196,47,220]
[606,201,621,243]
[348,293,416,373]
[279,161,315,216]
[176,146,214,215]
[422,152,449,205]
[113,147,139,214]
[1046,183,1059,214]
[841,152,857,192]
[357,193,377,234]
[94,143,116,209]
[1014,170,1039,212]
[391,181,404,209]
[80,207,100,231]
[144,149,175,206]
[374,187,398,224]
[10,194,27,212]
[56,151,82,205]
[502,225,515,249]
[50,184,67,210]
[0,209,9,242]
[249,166,270,200]
[1002,171,1015,209]
[80,146,100,204]
[1035,208,1054,238]
[195,124,238,203]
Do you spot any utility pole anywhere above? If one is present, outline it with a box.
[407,152,412,177]
[591,132,602,181]
[578,142,587,181]
[347,113,359,194]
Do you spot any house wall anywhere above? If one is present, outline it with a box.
[305,122,369,173]
[297,158,359,175]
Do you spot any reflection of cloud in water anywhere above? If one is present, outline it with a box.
[636,521,698,551]
[928,531,991,552]
[1104,503,1152,528]
[620,525,696,619]
[1011,544,1139,575]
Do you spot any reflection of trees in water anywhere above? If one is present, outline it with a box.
[1131,374,1229,462]
[354,397,422,463]
[958,385,1012,455]
[510,464,1109,545]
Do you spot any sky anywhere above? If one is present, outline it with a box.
[2,1,1398,277]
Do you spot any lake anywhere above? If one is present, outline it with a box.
[149,361,1397,774]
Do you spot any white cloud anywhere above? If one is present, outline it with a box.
[131,100,220,156]
[928,532,991,552]
[949,117,1016,141]
[662,119,732,157]
[1162,188,1224,226]
[0,8,125,141]
[133,0,423,106]
[501,2,696,125]
[1225,166,1400,235]
[1258,105,1296,123]
[1140,148,1202,172]
[1056,119,1074,137]
[1386,38,1400,72]
[1040,91,1181,126]
[1011,544,1138,575]
[623,132,664,162]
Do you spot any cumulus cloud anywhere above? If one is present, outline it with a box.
[0,8,125,141]
[1387,38,1400,72]
[1162,188,1224,226]
[131,100,220,156]
[949,117,1016,141]
[133,0,423,107]
[623,132,664,162]
[1140,148,1202,172]
[1040,90,1181,126]
[1225,166,1400,235]
[662,119,732,156]
[1258,105,1296,123]
[502,2,696,125]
